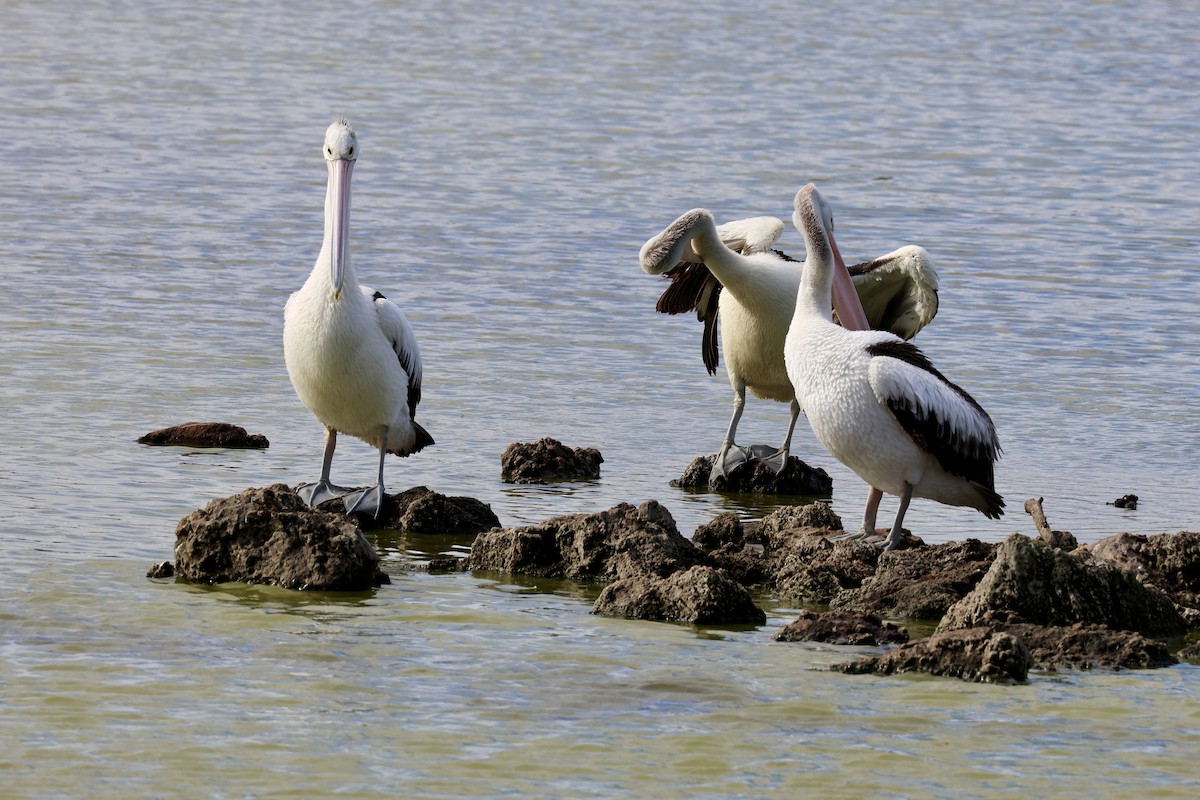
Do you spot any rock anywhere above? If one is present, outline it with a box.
[834,627,1032,684]
[592,565,766,625]
[833,539,998,620]
[692,513,744,550]
[138,422,269,449]
[775,610,909,646]
[500,437,602,483]
[1001,621,1176,670]
[172,484,384,591]
[1179,640,1200,662]
[465,501,704,581]
[772,533,880,605]
[707,543,771,587]
[755,502,843,550]
[146,561,175,579]
[1080,531,1200,612]
[671,454,833,496]
[937,534,1188,639]
[1110,494,1139,509]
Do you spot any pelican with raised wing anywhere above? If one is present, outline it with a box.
[784,183,1002,551]
[640,204,938,483]
[283,117,433,517]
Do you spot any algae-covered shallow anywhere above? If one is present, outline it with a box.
[2,0,1199,796]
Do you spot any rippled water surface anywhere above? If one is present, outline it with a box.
[2,1,1198,797]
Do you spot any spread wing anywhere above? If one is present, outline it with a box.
[363,287,423,418]
[866,339,1000,492]
[653,216,785,375]
[847,245,939,341]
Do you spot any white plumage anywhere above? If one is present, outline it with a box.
[640,205,939,483]
[283,118,433,517]
[784,183,1002,550]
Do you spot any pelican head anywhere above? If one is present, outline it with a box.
[323,118,358,298]
[793,183,870,331]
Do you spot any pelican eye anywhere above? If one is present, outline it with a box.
[348,146,354,157]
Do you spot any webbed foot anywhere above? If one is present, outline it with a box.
[342,484,385,519]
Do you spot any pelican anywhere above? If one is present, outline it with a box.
[640,206,938,483]
[784,183,1003,551]
[283,118,433,517]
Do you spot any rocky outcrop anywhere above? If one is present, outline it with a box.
[138,422,269,449]
[593,565,766,625]
[775,610,909,646]
[671,454,833,496]
[1080,531,1200,613]
[937,534,1188,639]
[500,437,602,483]
[833,627,1032,684]
[172,484,384,591]
[1000,620,1176,670]
[465,501,703,582]
[832,539,998,619]
[771,534,880,604]
[465,501,764,624]
[692,512,745,550]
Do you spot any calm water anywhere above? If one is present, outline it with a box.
[2,0,1198,796]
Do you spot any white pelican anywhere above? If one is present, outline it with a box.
[640,207,938,483]
[784,183,1003,550]
[283,118,433,517]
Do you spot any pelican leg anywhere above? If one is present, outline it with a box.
[833,487,885,543]
[709,387,750,483]
[343,426,388,519]
[879,483,913,552]
[752,399,801,474]
[297,427,354,507]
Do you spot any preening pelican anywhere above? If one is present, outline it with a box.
[784,184,1002,551]
[283,118,433,517]
[640,206,938,483]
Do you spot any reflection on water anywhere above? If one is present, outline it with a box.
[2,0,1198,796]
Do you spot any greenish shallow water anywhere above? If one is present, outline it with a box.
[2,0,1199,796]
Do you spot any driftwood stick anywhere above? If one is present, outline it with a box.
[1024,497,1053,539]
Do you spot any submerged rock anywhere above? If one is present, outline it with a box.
[775,610,909,646]
[1110,494,1139,509]
[500,437,602,483]
[938,534,1187,639]
[592,565,765,625]
[172,483,384,591]
[138,422,269,449]
[834,627,1032,684]
[833,539,998,620]
[672,454,833,496]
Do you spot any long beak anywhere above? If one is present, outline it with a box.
[828,229,870,332]
[327,157,354,297]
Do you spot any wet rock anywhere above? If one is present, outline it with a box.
[500,437,602,483]
[671,454,833,496]
[937,534,1187,639]
[592,565,765,625]
[692,512,744,550]
[1179,640,1200,662]
[146,561,175,579]
[465,500,704,581]
[138,422,269,449]
[775,610,909,646]
[834,627,1031,684]
[755,502,843,550]
[1000,620,1176,670]
[1080,531,1200,613]
[1110,494,1139,509]
[172,483,384,591]
[707,543,771,587]
[833,539,998,620]
[772,534,880,605]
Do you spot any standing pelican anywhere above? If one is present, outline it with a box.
[640,206,938,482]
[283,118,433,517]
[784,183,1002,550]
